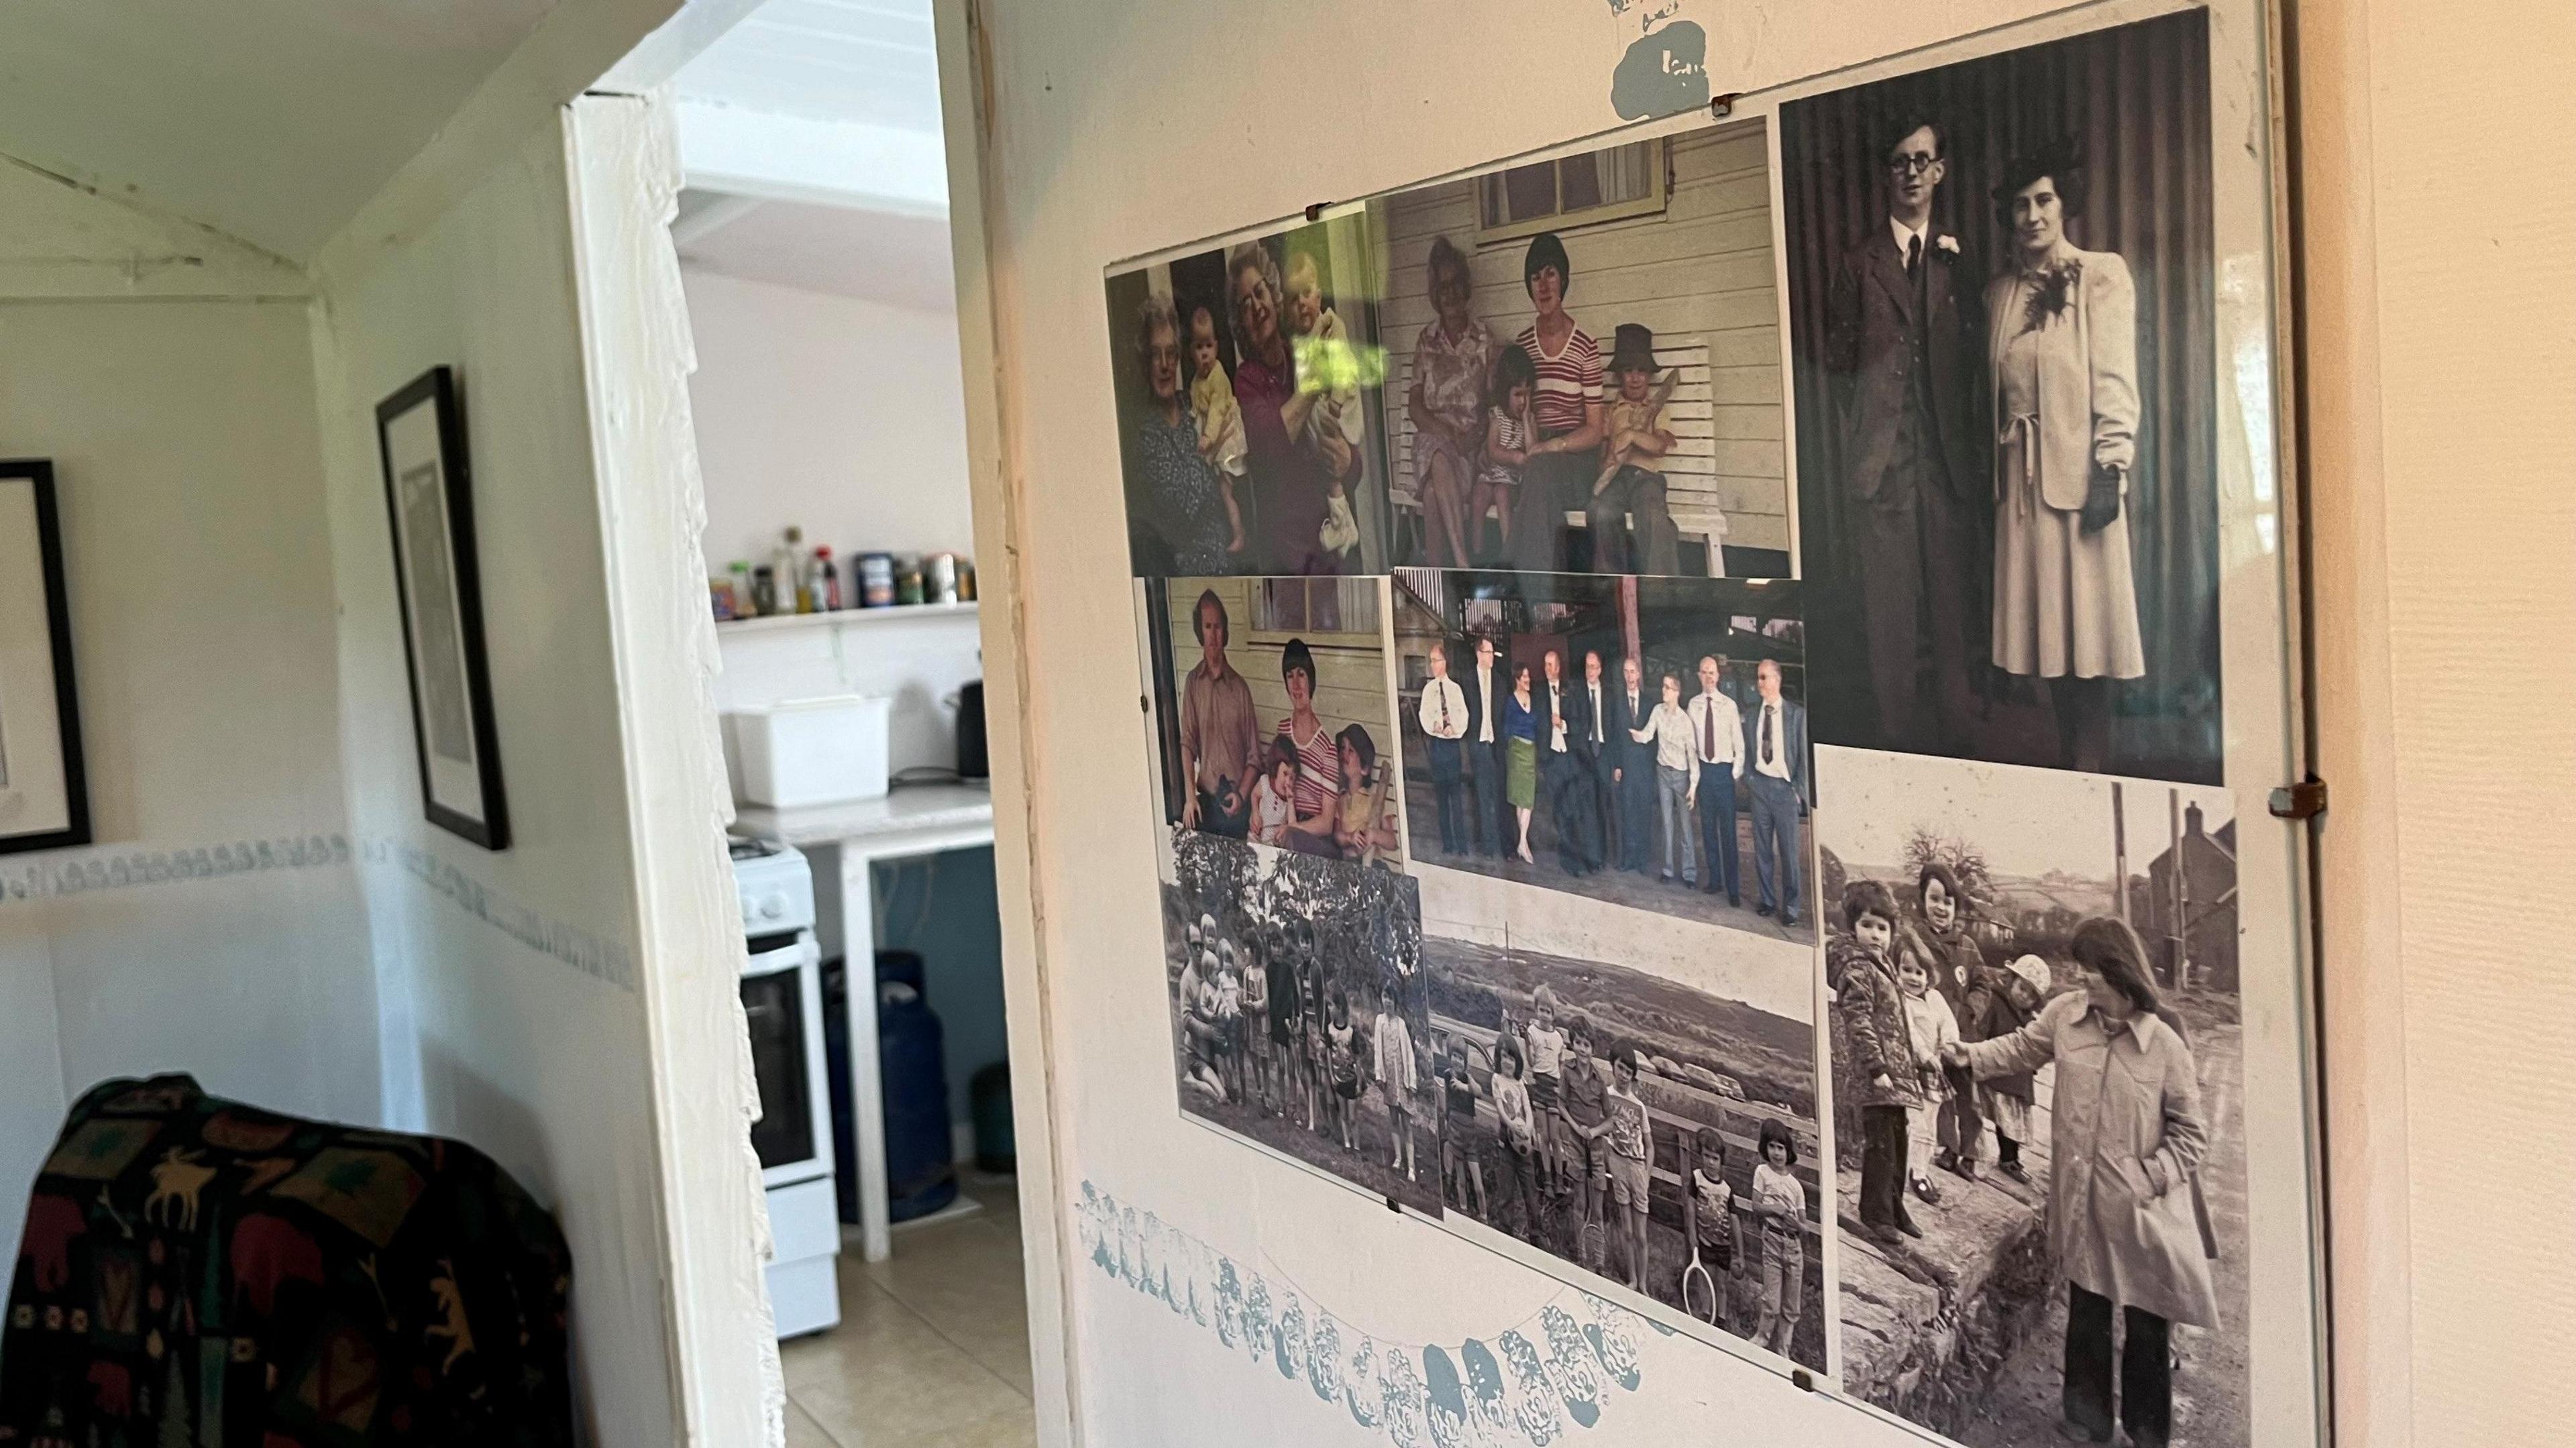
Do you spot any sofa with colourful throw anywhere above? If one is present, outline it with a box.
[1,1074,574,1447]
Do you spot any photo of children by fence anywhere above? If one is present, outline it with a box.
[1106,213,1394,578]
[1159,826,1442,1215]
[1372,121,1791,579]
[1815,744,2248,1448]
[1419,926,1827,1371]
[1140,575,1405,865]
[1392,567,1813,941]
[1778,10,2224,784]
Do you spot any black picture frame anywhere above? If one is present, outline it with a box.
[375,366,511,850]
[0,459,91,856]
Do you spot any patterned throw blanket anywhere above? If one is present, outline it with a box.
[1,1075,574,1446]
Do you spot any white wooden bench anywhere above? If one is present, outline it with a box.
[1393,332,1731,576]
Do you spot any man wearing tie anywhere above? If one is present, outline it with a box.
[1825,115,1986,753]
[1741,659,1810,927]
[1609,656,1656,873]
[1686,654,1745,906]
[1570,650,1614,875]
[1464,634,1505,857]
[1540,649,1596,876]
[1417,641,1471,856]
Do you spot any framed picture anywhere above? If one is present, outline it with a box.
[376,366,510,850]
[0,460,90,856]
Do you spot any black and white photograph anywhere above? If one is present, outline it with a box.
[377,366,509,850]
[1417,892,1826,1371]
[0,460,90,856]
[1140,575,1404,866]
[1107,212,1393,578]
[1373,124,1789,578]
[1780,10,2223,784]
[1818,745,2248,1448]
[1393,567,1812,941]
[1158,826,1440,1215]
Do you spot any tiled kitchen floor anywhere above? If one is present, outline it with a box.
[782,1177,1036,1448]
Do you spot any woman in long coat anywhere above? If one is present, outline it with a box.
[1984,138,2147,772]
[1949,916,2216,1448]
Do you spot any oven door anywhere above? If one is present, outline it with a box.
[741,931,833,1190]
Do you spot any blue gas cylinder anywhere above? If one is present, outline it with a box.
[876,950,957,1221]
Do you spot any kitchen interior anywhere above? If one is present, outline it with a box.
[657,5,1032,1446]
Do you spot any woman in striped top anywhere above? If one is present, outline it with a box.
[1273,637,1347,856]
[1507,231,1608,573]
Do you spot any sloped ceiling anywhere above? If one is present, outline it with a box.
[0,1,670,262]
[671,0,940,133]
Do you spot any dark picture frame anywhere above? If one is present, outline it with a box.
[376,366,511,850]
[0,460,91,856]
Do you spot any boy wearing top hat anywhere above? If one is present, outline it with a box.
[1589,322,1685,575]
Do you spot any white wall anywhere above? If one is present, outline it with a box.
[684,266,975,573]
[0,164,377,1270]
[309,115,679,1446]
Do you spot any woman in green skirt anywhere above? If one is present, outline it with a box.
[1501,661,1539,863]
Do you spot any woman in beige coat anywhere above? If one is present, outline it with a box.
[1946,916,2216,1448]
[1985,139,2147,773]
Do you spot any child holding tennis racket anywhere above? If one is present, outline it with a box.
[1680,1127,1735,1328]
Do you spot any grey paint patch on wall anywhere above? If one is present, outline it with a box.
[1612,21,1713,120]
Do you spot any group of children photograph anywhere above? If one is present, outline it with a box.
[1420,966,1826,1370]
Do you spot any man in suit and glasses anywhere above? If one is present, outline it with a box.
[1417,640,1471,855]
[1825,115,1987,753]
[1686,654,1746,906]
[1741,659,1810,927]
[1540,649,1599,876]
[1609,655,1657,872]
[1464,634,1505,856]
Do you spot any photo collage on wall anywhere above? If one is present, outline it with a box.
[1114,8,2269,1444]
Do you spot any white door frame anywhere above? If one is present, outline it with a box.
[930,0,1083,1440]
[567,8,1084,1436]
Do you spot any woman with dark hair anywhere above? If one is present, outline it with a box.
[1274,638,1346,854]
[1407,235,1495,565]
[1505,231,1607,572]
[1331,725,1397,865]
[1501,661,1540,863]
[1984,137,2147,772]
[1912,861,1988,1179]
[1127,293,1234,573]
[1231,241,1354,574]
[1946,916,2217,1448]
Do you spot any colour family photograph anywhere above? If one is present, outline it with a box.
[1816,745,2247,1448]
[1417,911,1826,1372]
[1371,123,1790,579]
[1108,213,1393,577]
[1141,575,1403,867]
[1159,826,1441,1215]
[1780,10,2224,783]
[1393,567,1812,941]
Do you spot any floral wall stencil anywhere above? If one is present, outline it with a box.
[1077,1181,1665,1446]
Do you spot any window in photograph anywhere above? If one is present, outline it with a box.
[1476,140,1667,242]
[1252,576,1379,638]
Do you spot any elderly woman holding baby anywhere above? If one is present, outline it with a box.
[1230,239,1356,575]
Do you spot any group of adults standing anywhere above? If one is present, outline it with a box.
[1824,119,2147,771]
[1404,231,1682,574]
[1126,241,1362,577]
[1411,634,1811,926]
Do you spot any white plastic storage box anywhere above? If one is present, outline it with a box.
[725,695,892,807]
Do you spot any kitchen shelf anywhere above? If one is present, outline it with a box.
[716,600,979,636]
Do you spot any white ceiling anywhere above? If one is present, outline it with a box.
[0,1,574,261]
[676,190,956,312]
[671,0,942,133]
[667,0,955,311]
